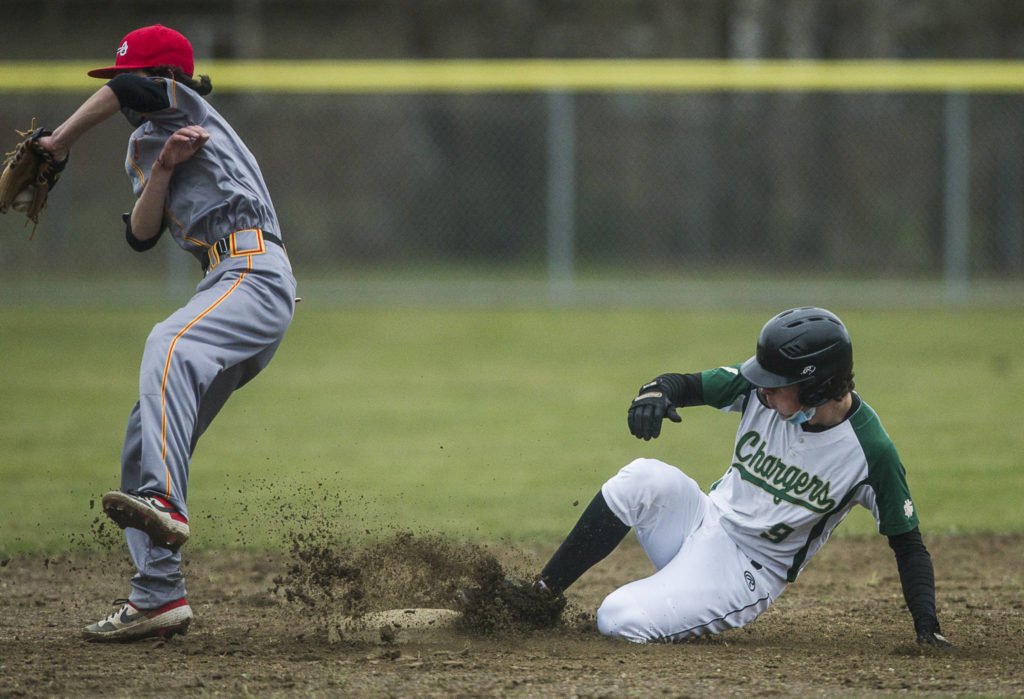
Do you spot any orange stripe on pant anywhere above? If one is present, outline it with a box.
[158,263,251,498]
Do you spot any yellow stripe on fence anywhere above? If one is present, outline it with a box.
[4,59,1024,93]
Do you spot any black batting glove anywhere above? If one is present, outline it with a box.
[627,380,682,440]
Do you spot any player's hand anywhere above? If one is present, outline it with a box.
[916,629,953,649]
[155,126,209,170]
[35,134,69,163]
[627,381,682,440]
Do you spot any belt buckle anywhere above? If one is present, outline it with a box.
[206,231,265,274]
[207,236,230,272]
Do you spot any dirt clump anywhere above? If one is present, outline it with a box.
[454,554,567,633]
[276,528,569,639]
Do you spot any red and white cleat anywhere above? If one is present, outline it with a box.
[83,597,193,642]
[101,490,190,550]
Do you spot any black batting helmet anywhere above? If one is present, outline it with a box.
[739,307,853,407]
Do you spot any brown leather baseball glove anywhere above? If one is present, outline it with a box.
[0,123,68,235]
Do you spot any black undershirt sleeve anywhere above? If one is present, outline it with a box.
[888,527,942,635]
[106,74,171,113]
[651,372,705,407]
[123,213,162,252]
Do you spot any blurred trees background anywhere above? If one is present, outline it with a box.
[3,1,1024,301]
[9,1,1024,61]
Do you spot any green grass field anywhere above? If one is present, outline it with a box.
[1,304,1021,556]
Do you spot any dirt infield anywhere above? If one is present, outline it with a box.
[1,533,1021,697]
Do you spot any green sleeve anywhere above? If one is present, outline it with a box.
[852,401,920,535]
[700,364,755,411]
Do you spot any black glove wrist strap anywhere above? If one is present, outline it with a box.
[647,372,704,407]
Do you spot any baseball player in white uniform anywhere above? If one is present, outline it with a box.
[532,307,951,647]
[36,25,296,642]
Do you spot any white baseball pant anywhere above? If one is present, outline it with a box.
[597,458,787,642]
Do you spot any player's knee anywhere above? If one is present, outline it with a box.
[608,458,679,496]
[621,457,679,482]
[603,458,692,521]
[596,588,652,644]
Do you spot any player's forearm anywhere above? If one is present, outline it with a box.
[131,126,209,241]
[47,86,122,159]
[888,529,941,632]
[130,163,174,241]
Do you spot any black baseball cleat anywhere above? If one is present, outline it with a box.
[101,490,190,550]
[83,597,193,642]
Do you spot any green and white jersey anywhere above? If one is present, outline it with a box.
[703,365,919,582]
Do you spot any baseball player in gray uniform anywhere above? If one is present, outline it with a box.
[37,24,296,642]
[528,307,951,647]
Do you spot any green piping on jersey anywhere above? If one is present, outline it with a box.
[785,477,871,582]
[783,397,919,581]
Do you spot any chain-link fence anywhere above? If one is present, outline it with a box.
[2,80,1023,307]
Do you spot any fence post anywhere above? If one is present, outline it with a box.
[943,91,970,304]
[546,90,576,306]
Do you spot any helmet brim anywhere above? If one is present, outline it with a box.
[739,355,802,388]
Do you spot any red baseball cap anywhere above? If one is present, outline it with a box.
[88,25,194,79]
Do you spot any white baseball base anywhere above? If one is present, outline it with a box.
[331,608,462,644]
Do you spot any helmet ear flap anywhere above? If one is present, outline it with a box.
[797,376,832,408]
[798,371,855,407]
